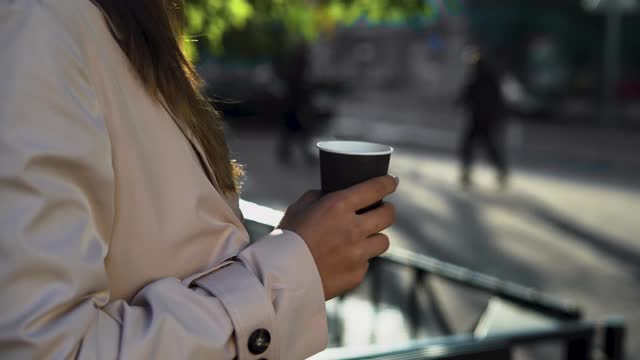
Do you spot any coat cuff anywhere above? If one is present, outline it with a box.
[189,229,328,359]
[238,229,328,359]
[191,262,279,359]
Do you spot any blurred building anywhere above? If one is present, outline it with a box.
[464,0,640,125]
[198,0,640,128]
[311,16,468,101]
[312,0,640,125]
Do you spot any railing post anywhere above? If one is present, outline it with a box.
[330,295,345,347]
[409,268,425,338]
[369,257,382,343]
[604,317,626,360]
[566,334,594,360]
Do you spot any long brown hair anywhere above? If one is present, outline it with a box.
[91,0,242,194]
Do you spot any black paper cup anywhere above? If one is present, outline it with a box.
[317,141,394,213]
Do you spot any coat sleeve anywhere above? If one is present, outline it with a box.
[0,2,327,359]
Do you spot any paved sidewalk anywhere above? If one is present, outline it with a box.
[227,125,640,357]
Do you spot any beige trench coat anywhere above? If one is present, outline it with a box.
[0,0,327,359]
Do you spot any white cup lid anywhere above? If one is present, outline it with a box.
[317,141,394,156]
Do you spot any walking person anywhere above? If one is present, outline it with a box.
[458,55,509,188]
[276,41,316,166]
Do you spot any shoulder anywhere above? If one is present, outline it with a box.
[0,0,106,87]
[0,0,97,20]
[0,0,99,53]
[0,0,107,135]
[0,0,95,21]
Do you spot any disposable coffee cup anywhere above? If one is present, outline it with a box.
[317,141,394,213]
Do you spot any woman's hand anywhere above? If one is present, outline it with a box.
[278,175,398,300]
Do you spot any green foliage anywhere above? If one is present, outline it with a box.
[183,0,437,61]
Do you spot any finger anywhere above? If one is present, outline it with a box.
[360,202,395,235]
[284,191,322,221]
[364,233,390,259]
[342,175,398,210]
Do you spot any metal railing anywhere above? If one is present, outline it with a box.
[377,247,581,321]
[239,200,627,360]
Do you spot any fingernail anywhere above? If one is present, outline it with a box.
[390,174,399,185]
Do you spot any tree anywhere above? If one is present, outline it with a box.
[183,0,448,61]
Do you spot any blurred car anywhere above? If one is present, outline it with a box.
[501,74,555,119]
[203,62,345,133]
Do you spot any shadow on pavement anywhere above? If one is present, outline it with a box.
[393,173,544,289]
[469,190,640,279]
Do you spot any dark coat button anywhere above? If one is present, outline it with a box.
[248,328,271,355]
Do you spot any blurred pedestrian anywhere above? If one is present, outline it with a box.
[0,1,397,358]
[458,54,509,188]
[275,41,316,165]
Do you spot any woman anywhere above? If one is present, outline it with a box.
[0,1,397,359]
